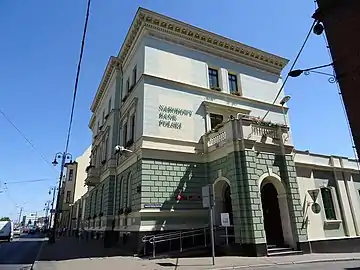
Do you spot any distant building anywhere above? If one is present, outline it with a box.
[59,146,91,232]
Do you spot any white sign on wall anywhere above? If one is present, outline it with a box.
[220,213,231,227]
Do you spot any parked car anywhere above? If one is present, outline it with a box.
[0,221,13,242]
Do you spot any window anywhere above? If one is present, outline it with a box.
[228,73,238,93]
[321,187,337,220]
[127,173,132,207]
[94,190,98,214]
[126,78,130,92]
[100,185,104,213]
[104,137,109,160]
[208,68,219,89]
[102,111,105,124]
[132,66,137,86]
[120,177,124,209]
[108,98,112,115]
[65,191,71,203]
[97,121,100,133]
[130,114,135,142]
[210,113,223,129]
[68,169,74,181]
[123,122,128,145]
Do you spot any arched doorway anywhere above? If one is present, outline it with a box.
[261,183,284,247]
[223,185,233,225]
[213,178,233,226]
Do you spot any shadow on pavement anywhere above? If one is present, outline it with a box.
[0,234,45,265]
[37,236,134,262]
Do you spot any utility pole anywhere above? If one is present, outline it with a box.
[18,207,23,225]
[49,152,72,243]
[48,187,57,229]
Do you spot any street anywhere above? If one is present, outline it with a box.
[0,234,46,270]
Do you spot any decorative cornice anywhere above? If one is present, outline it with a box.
[91,7,289,114]
[90,56,120,113]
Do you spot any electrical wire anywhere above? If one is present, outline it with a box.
[3,178,57,185]
[63,0,91,154]
[261,19,317,121]
[0,108,58,171]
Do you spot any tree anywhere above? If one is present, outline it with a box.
[0,217,11,221]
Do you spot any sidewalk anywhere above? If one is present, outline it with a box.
[32,238,360,270]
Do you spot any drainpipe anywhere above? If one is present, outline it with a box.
[340,159,360,236]
[330,157,350,236]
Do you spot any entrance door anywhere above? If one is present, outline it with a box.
[223,185,233,225]
[261,183,284,247]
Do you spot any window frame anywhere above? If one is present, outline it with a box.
[208,68,219,89]
[123,121,128,145]
[130,114,135,142]
[228,73,238,93]
[68,169,74,181]
[132,65,137,86]
[66,191,71,203]
[321,187,337,220]
[210,113,224,129]
[127,172,132,207]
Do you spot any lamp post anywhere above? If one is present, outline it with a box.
[288,62,336,83]
[49,152,72,243]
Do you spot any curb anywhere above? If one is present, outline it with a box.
[210,257,360,270]
[31,239,46,270]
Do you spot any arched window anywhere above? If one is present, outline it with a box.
[94,190,98,215]
[119,177,124,209]
[321,187,336,220]
[100,185,105,213]
[127,172,132,207]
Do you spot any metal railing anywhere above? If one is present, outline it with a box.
[142,225,237,258]
[142,227,209,258]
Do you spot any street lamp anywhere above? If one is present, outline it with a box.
[288,62,336,83]
[49,152,72,243]
[280,95,291,127]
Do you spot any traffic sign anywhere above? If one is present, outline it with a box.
[221,213,231,227]
[308,189,319,202]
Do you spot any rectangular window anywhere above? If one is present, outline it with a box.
[108,98,111,115]
[321,187,337,220]
[102,111,105,124]
[104,137,109,160]
[68,169,74,181]
[126,78,130,92]
[208,68,219,89]
[66,191,71,203]
[130,114,135,142]
[228,73,238,93]
[210,113,223,129]
[132,66,137,86]
[123,122,128,145]
[97,121,100,133]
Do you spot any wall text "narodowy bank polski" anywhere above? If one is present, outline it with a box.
[158,105,193,130]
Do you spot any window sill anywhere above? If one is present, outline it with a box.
[324,219,342,225]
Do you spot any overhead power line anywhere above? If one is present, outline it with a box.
[0,109,58,171]
[261,19,317,121]
[64,0,91,153]
[3,178,57,185]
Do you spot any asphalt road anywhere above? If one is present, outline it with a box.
[0,234,46,270]
[259,260,360,270]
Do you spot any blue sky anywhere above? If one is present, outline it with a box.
[0,0,355,220]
